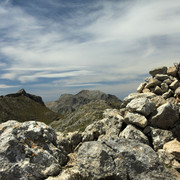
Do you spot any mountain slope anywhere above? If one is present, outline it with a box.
[46,90,122,132]
[0,89,59,124]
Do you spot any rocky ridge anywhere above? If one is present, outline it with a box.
[1,63,180,179]
[0,89,59,124]
[47,90,122,132]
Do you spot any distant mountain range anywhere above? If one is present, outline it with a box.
[46,90,122,132]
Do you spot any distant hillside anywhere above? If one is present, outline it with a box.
[46,90,122,132]
[0,89,59,124]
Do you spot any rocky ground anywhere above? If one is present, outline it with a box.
[1,63,180,179]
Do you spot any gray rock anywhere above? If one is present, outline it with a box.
[57,131,82,154]
[77,139,175,180]
[144,126,174,151]
[119,124,149,145]
[167,66,177,77]
[163,78,173,85]
[82,110,124,142]
[150,102,179,129]
[145,78,161,89]
[151,95,167,108]
[126,97,155,116]
[162,89,173,99]
[137,82,146,93]
[153,86,163,95]
[0,120,68,180]
[155,74,169,81]
[149,66,167,76]
[169,80,180,90]
[124,112,147,128]
[161,82,169,93]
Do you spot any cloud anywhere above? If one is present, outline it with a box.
[0,0,180,100]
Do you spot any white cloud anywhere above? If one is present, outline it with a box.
[0,0,180,100]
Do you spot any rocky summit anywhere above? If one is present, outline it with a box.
[1,63,180,179]
[46,90,122,132]
[0,89,59,124]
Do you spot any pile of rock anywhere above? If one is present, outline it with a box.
[137,64,180,100]
[1,63,180,179]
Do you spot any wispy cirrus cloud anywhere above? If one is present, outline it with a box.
[0,0,180,101]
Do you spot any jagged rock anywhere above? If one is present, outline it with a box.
[124,112,147,128]
[172,123,180,141]
[150,102,179,129]
[149,66,167,76]
[119,124,149,145]
[46,90,122,114]
[57,131,82,154]
[153,86,163,95]
[82,110,124,142]
[170,80,180,90]
[0,120,68,180]
[161,82,169,93]
[158,149,180,172]
[143,126,174,151]
[151,95,167,107]
[45,152,81,180]
[163,139,180,160]
[137,82,146,93]
[155,74,169,81]
[126,97,155,116]
[167,66,177,77]
[162,89,174,99]
[0,91,58,124]
[145,78,161,89]
[164,78,173,85]
[6,89,45,106]
[77,138,175,180]
[142,88,150,93]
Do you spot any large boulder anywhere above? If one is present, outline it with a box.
[119,124,149,145]
[124,112,147,128]
[143,126,174,151]
[150,102,179,129]
[149,66,167,77]
[126,97,155,116]
[0,120,68,180]
[77,138,175,180]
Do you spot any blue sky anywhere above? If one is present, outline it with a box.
[0,0,180,101]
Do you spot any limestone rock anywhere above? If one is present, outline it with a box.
[82,110,124,141]
[162,89,174,99]
[124,112,147,128]
[155,74,169,81]
[163,139,180,160]
[149,66,167,76]
[137,82,146,93]
[145,78,161,89]
[126,97,155,116]
[151,96,167,108]
[119,124,149,145]
[150,102,179,129]
[167,66,177,77]
[144,126,174,151]
[77,139,175,180]
[161,82,169,93]
[153,86,163,95]
[0,120,68,180]
[170,80,180,90]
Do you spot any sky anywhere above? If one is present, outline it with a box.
[0,0,180,102]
